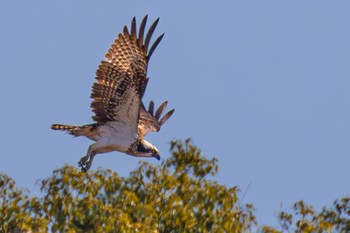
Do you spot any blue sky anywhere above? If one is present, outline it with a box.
[1,0,349,227]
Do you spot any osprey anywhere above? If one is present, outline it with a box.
[51,15,174,172]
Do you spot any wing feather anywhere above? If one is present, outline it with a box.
[148,100,154,115]
[130,17,137,40]
[91,16,163,127]
[138,15,148,47]
[91,61,141,126]
[147,33,164,63]
[159,109,175,126]
[155,101,168,120]
[144,18,160,53]
[138,101,175,138]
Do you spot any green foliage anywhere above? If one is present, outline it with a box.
[0,139,255,232]
[0,139,349,232]
[39,139,255,232]
[265,198,350,233]
[0,173,46,232]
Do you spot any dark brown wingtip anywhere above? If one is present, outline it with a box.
[155,101,168,120]
[123,25,129,36]
[144,17,160,54]
[148,100,155,115]
[159,108,175,126]
[138,15,148,47]
[147,33,164,63]
[131,17,137,40]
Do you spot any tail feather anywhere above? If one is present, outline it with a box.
[51,124,88,137]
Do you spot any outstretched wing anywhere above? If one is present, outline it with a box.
[138,100,175,138]
[91,61,143,126]
[91,15,164,129]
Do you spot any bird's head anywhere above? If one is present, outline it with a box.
[151,147,160,161]
[134,139,161,160]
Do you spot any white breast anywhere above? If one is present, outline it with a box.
[92,121,137,153]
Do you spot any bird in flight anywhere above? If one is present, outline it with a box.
[51,15,174,172]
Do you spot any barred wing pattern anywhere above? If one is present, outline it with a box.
[91,61,142,128]
[91,16,164,127]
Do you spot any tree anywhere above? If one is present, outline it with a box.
[1,139,255,232]
[0,173,46,232]
[0,139,349,232]
[262,198,350,233]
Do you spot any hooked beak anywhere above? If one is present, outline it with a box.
[152,151,160,161]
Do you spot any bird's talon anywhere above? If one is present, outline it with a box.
[78,156,89,172]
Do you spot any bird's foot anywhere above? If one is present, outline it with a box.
[78,155,92,172]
